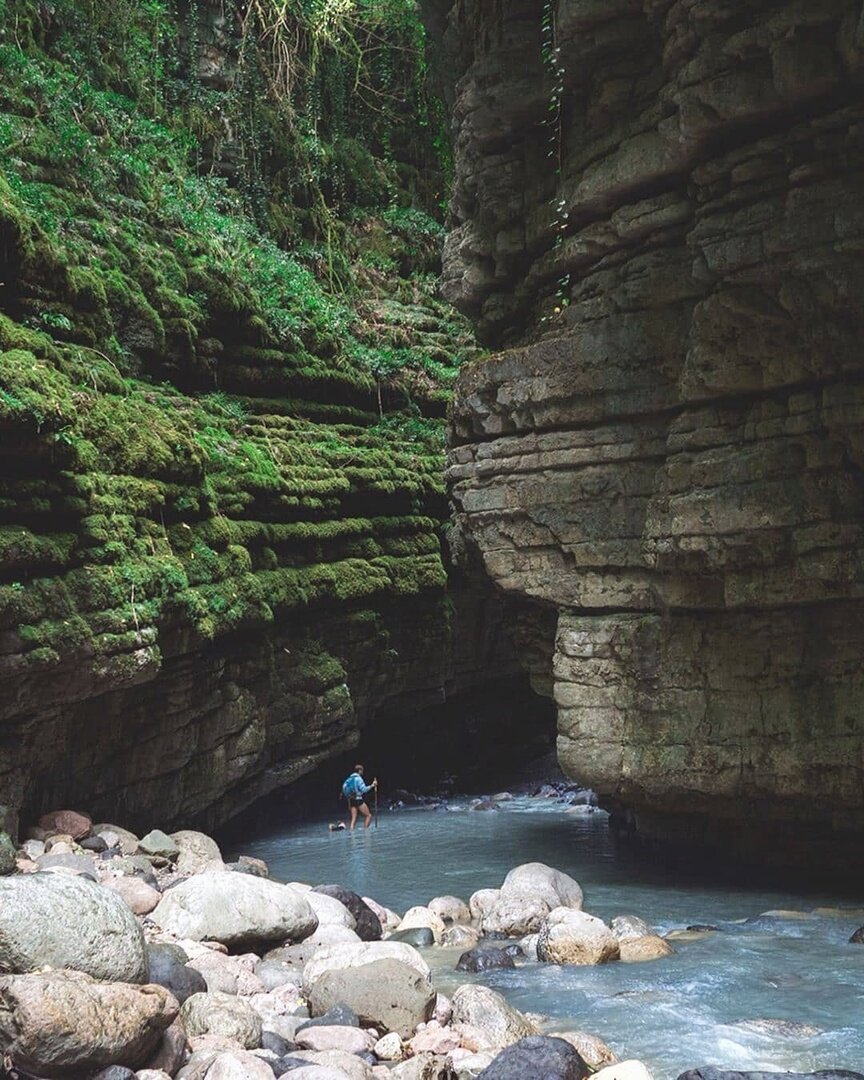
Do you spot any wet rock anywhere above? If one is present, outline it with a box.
[389,927,435,947]
[0,971,177,1076]
[148,944,208,1005]
[140,830,181,861]
[610,916,654,942]
[451,986,536,1050]
[397,906,445,944]
[180,992,262,1050]
[313,886,381,942]
[469,799,499,812]
[618,935,673,963]
[475,1035,589,1080]
[0,872,147,982]
[153,873,317,949]
[442,926,480,950]
[38,809,92,840]
[306,957,434,1039]
[468,890,500,923]
[456,948,515,974]
[733,1019,822,1038]
[537,908,619,966]
[849,926,864,943]
[171,832,223,875]
[482,864,583,937]
[362,897,401,934]
[548,1033,617,1070]
[428,896,471,925]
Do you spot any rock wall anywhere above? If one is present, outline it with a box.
[443,0,864,868]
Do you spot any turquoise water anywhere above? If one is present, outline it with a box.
[238,797,864,1079]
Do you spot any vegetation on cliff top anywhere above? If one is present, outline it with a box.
[0,0,472,675]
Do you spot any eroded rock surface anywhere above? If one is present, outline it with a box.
[443,0,864,871]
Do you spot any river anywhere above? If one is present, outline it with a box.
[237,796,864,1079]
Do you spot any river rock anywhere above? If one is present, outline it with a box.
[187,952,265,996]
[81,834,109,853]
[443,925,480,949]
[37,851,98,878]
[289,1049,375,1080]
[373,1033,403,1061]
[611,916,654,942]
[313,886,381,942]
[0,872,148,982]
[306,957,435,1038]
[456,948,515,974]
[302,890,357,930]
[302,941,430,987]
[618,935,673,963]
[204,1050,274,1080]
[549,1033,618,1069]
[94,824,141,855]
[305,925,362,947]
[397,906,446,944]
[146,1018,190,1075]
[38,809,92,840]
[849,926,864,944]
[140,830,181,861]
[537,909,619,965]
[107,875,163,915]
[475,1035,589,1080]
[136,1070,173,1080]
[389,927,435,947]
[391,1053,454,1080]
[296,1026,375,1055]
[152,873,317,948]
[0,971,177,1076]
[592,1062,652,1080]
[171,832,223,875]
[449,1050,494,1078]
[297,1004,360,1031]
[500,864,583,912]
[180,992,262,1049]
[409,1020,461,1056]
[148,944,208,1005]
[428,896,471,925]
[434,993,452,1026]
[451,986,536,1049]
[255,959,302,992]
[362,897,401,933]
[92,1068,136,1080]
[468,889,500,922]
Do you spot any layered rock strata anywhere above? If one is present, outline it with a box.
[444,0,864,867]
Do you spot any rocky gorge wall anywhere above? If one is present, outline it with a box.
[0,1,540,836]
[442,0,864,869]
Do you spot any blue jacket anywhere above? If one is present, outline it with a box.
[344,773,372,798]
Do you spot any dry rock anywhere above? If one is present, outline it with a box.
[537,909,620,966]
[450,985,536,1050]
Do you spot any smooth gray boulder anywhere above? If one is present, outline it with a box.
[139,830,180,860]
[180,991,262,1049]
[0,872,148,982]
[451,985,536,1049]
[152,873,317,949]
[307,957,434,1038]
[0,970,177,1077]
[313,886,381,942]
[170,831,223,875]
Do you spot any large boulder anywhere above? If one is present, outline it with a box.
[537,909,619,965]
[313,886,381,941]
[148,944,208,1005]
[468,890,500,923]
[0,971,177,1077]
[152,873,317,949]
[0,872,148,982]
[610,916,654,942]
[428,896,471,926]
[476,1035,590,1080]
[450,986,536,1050]
[171,832,223,875]
[306,957,434,1039]
[302,941,430,988]
[38,810,92,840]
[548,1032,618,1070]
[455,948,515,974]
[618,935,673,963]
[301,890,356,930]
[483,865,583,936]
[396,907,446,945]
[180,992,262,1049]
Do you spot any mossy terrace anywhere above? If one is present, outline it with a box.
[0,0,477,740]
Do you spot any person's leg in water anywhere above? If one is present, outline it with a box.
[349,800,359,830]
[359,800,372,829]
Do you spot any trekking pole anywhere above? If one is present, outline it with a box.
[374,782,378,829]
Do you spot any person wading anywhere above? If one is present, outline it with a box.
[342,764,378,830]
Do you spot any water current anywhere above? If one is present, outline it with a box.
[238,797,864,1079]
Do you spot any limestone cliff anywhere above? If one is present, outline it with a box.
[443,0,864,869]
[0,0,524,833]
